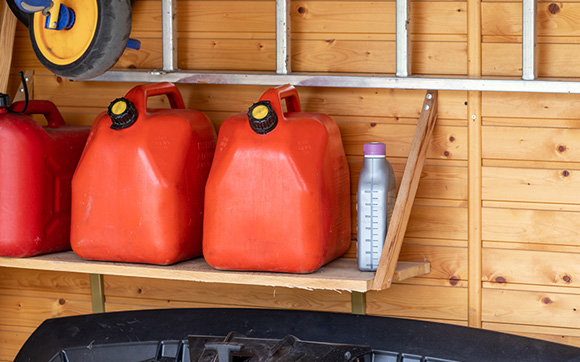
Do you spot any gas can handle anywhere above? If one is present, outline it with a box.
[259,84,301,119]
[128,82,186,112]
[10,100,66,128]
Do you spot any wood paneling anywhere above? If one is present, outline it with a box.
[483,125,580,162]
[482,166,580,204]
[482,206,580,245]
[5,0,580,353]
[483,248,580,286]
[104,275,352,313]
[482,287,580,329]
[367,283,468,321]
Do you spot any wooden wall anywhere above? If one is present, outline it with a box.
[3,0,580,359]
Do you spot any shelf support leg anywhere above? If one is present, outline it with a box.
[371,91,438,290]
[351,292,367,315]
[90,274,105,314]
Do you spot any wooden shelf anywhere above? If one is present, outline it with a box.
[0,252,429,293]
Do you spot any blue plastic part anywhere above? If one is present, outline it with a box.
[14,0,52,13]
[44,4,75,31]
[126,38,142,51]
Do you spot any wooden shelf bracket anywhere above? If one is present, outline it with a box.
[371,90,438,290]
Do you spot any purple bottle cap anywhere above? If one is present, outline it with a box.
[364,142,386,156]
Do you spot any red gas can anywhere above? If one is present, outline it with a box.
[203,85,351,273]
[0,101,90,257]
[71,83,216,265]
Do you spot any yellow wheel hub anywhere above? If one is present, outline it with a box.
[32,0,99,66]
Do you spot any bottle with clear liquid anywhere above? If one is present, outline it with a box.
[356,142,396,271]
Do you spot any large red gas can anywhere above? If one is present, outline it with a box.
[71,83,217,265]
[0,101,90,257]
[203,85,351,273]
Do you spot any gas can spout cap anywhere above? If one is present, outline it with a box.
[248,101,278,135]
[108,98,138,130]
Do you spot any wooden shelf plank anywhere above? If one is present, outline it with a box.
[0,252,429,292]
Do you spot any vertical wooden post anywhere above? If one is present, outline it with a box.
[0,2,18,94]
[467,0,483,328]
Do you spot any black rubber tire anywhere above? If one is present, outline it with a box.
[29,0,132,80]
[5,0,31,27]
[7,0,135,28]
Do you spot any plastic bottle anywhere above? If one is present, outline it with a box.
[357,142,396,271]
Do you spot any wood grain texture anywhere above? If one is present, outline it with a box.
[482,288,580,329]
[482,92,580,119]
[372,91,438,290]
[483,125,580,162]
[104,275,352,313]
[0,268,90,295]
[341,123,467,160]
[0,327,33,362]
[0,293,92,329]
[367,283,468,321]
[0,0,17,93]
[482,166,580,204]
[399,243,467,281]
[483,248,580,287]
[482,2,580,37]
[482,206,580,245]
[349,160,468,200]
[482,43,580,77]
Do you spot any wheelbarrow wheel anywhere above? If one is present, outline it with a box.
[29,0,132,80]
[6,0,31,27]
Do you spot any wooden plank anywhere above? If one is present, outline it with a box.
[367,283,468,321]
[483,2,580,37]
[104,275,352,313]
[399,243,468,280]
[483,126,580,162]
[0,327,33,362]
[482,166,580,204]
[483,92,580,120]
[340,123,467,160]
[0,268,90,295]
[482,288,580,329]
[0,0,17,93]
[483,322,580,348]
[483,116,580,129]
[0,252,428,292]
[372,91,438,290]
[0,293,92,329]
[482,206,580,246]
[405,203,468,240]
[349,161,468,201]
[483,248,580,287]
[129,1,467,36]
[483,43,580,78]
[291,1,466,35]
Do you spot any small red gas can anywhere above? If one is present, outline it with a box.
[71,82,216,265]
[203,85,351,273]
[0,100,90,257]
